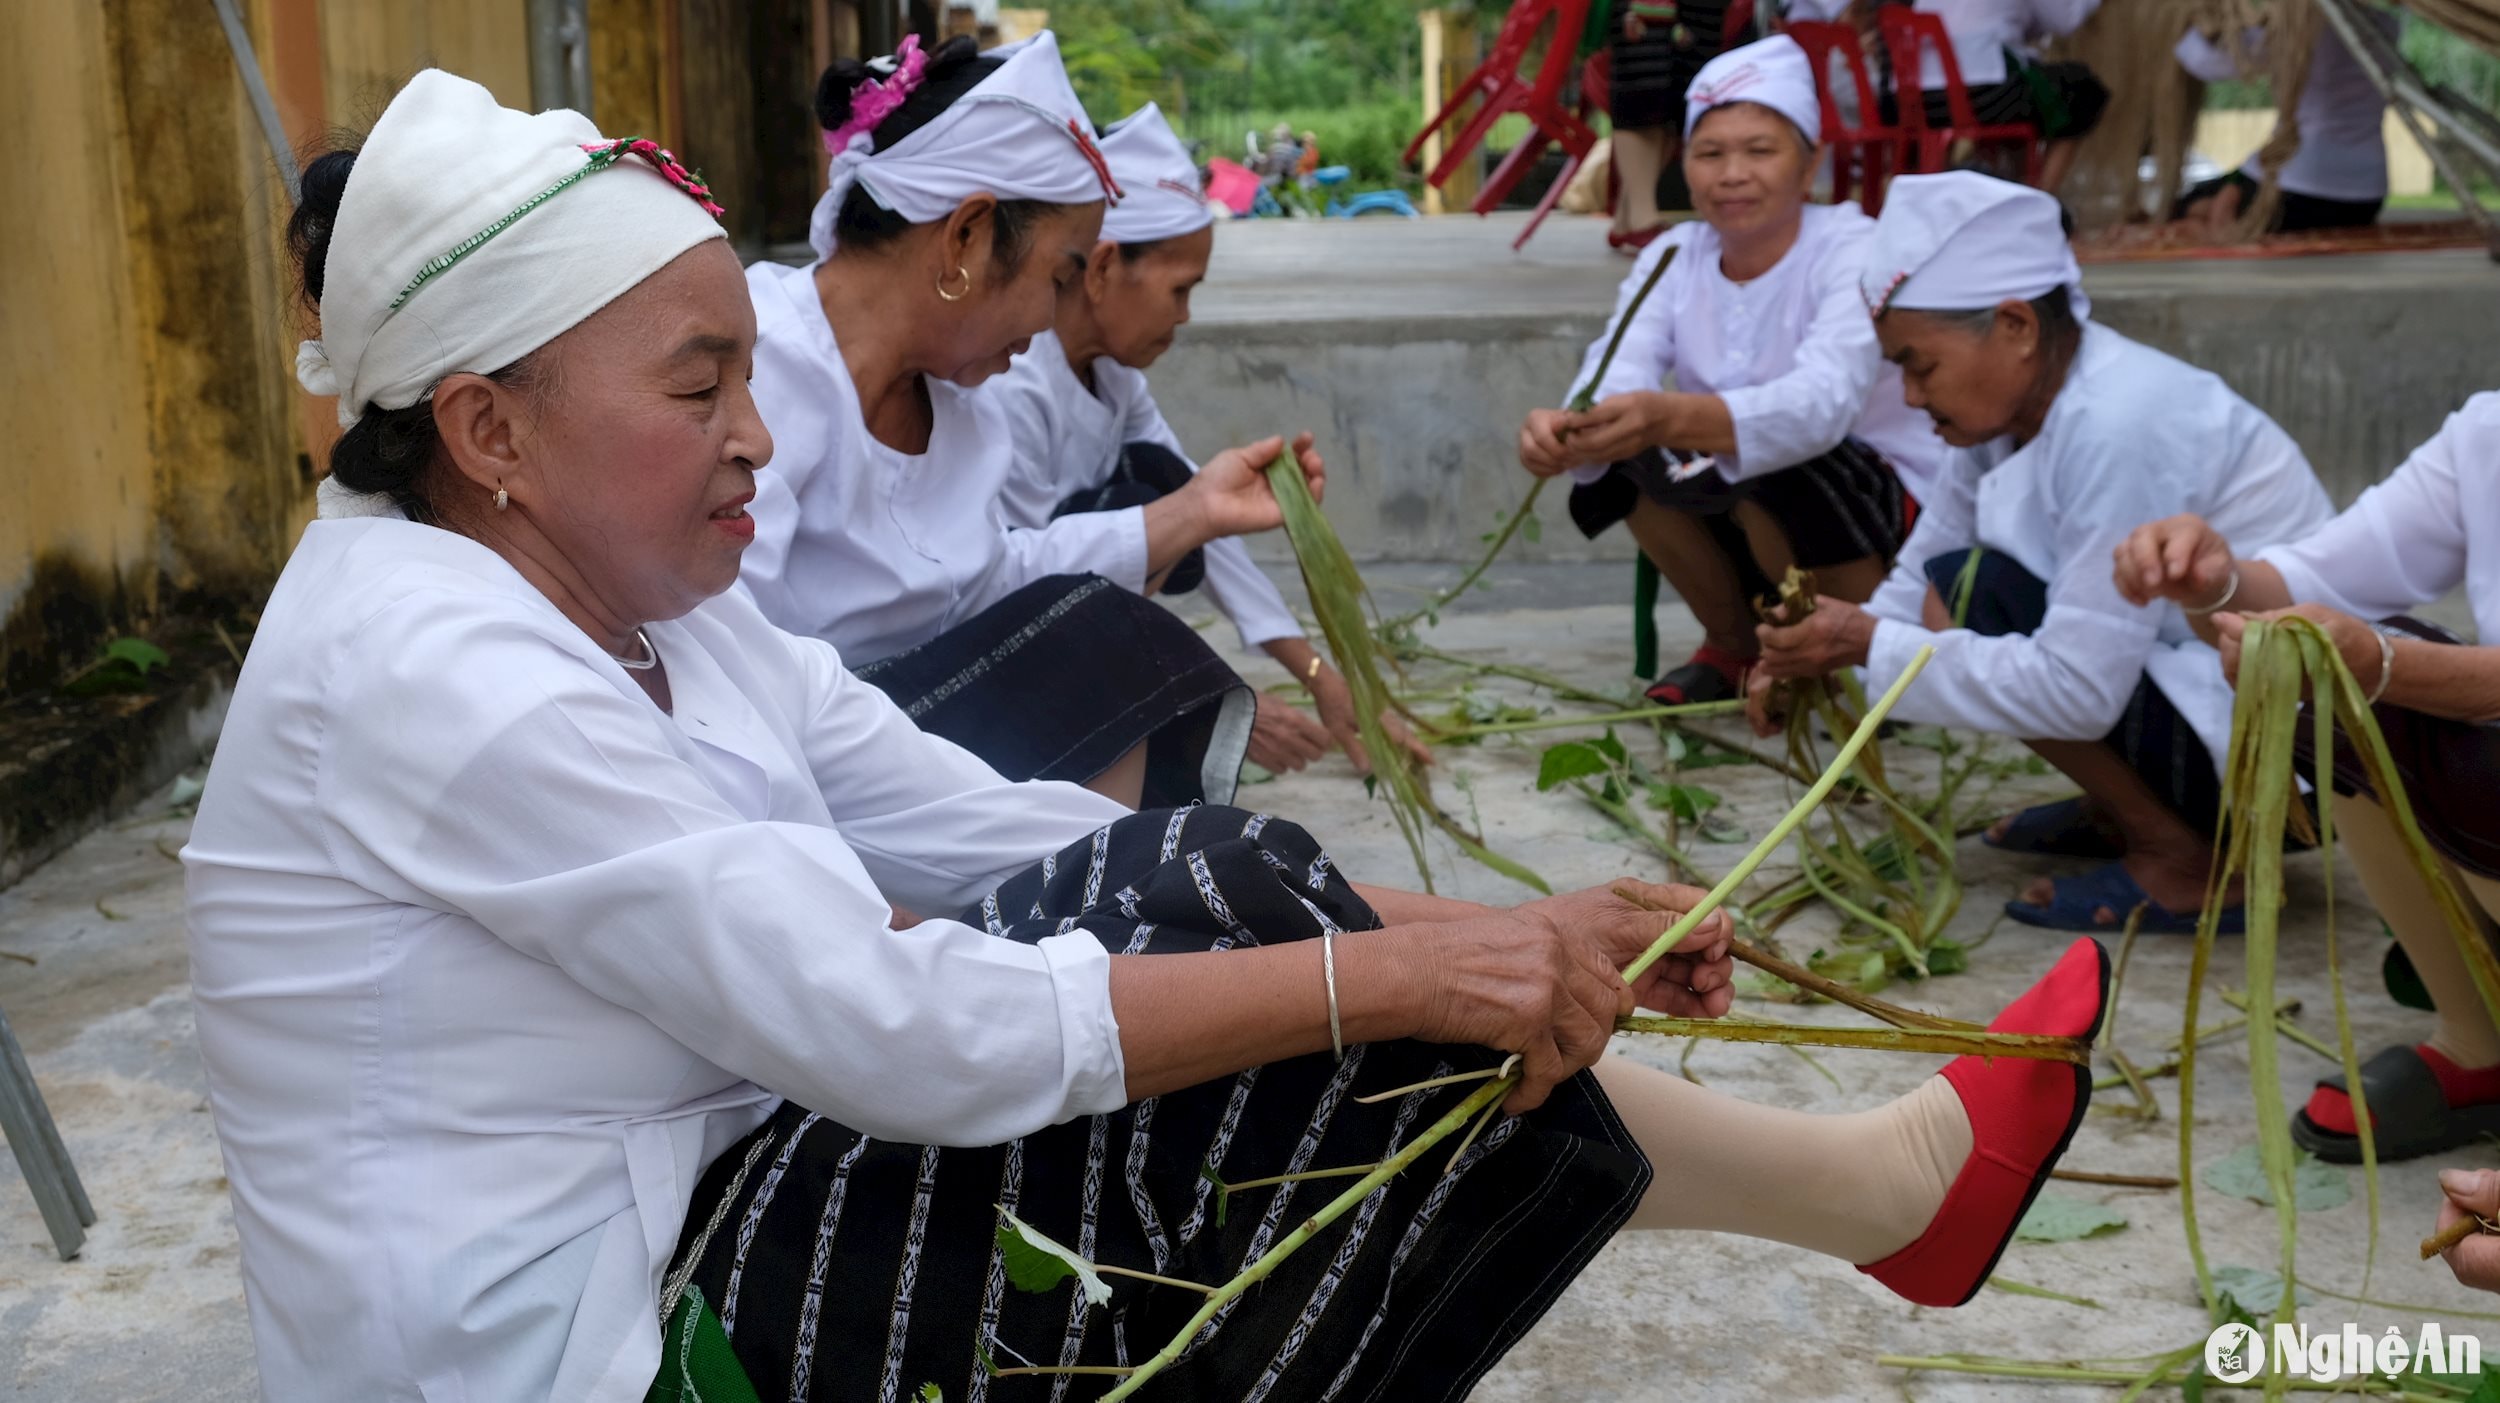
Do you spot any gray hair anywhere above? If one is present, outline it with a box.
[1901,288,2081,349]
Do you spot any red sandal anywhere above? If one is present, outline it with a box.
[1858,937,2109,1308]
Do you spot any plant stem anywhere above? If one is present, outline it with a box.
[990,1364,1139,1378]
[1879,1355,2432,1394]
[1423,700,1744,740]
[1621,647,1936,985]
[2219,987,2341,1063]
[1215,1163,1381,1195]
[1986,1275,2103,1309]
[2422,1216,2488,1259]
[1607,883,1971,1029]
[1095,1264,1219,1295]
[1098,1076,1516,1402]
[1618,1015,2089,1063]
[2050,1169,2178,1189]
[1352,1064,1511,1105]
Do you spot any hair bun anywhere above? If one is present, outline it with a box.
[811,35,991,150]
[287,148,359,311]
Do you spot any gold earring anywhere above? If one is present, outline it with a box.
[493,485,510,512]
[936,265,972,302]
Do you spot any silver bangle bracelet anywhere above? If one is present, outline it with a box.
[2185,564,2241,616]
[2368,628,2397,705]
[1322,931,1344,1062]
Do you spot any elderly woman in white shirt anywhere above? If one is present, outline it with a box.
[986,102,1429,779]
[740,35,1316,811]
[2116,394,2500,1164]
[187,66,2117,1403]
[1751,172,2333,937]
[1517,35,1947,708]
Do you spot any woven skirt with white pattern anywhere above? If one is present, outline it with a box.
[658,805,1651,1402]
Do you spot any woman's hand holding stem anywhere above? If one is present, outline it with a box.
[1106,879,1734,1116]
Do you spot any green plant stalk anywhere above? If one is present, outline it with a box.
[1879,1354,2456,1397]
[1574,779,1717,885]
[1264,449,1549,893]
[1609,883,1972,1030]
[2217,988,2340,1064]
[1097,1074,1516,1402]
[1620,1015,2089,1063]
[1622,646,1936,985]
[2307,627,2383,1302]
[1794,832,1927,975]
[1986,1275,2102,1309]
[1378,245,1679,634]
[1422,700,1743,740]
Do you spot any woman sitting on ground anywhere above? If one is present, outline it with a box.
[1518,34,1948,708]
[2171,9,2398,237]
[1750,171,2333,936]
[986,101,1429,779]
[1887,0,2110,193]
[739,35,1311,809]
[185,65,2112,1403]
[2116,393,2500,1162]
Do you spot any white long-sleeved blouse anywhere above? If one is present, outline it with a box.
[1908,0,2104,90]
[1565,203,1950,503]
[2260,393,2500,638]
[183,516,1131,1401]
[737,261,1152,662]
[1862,323,2334,766]
[989,329,1305,649]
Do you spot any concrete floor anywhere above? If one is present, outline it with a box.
[7,589,2500,1399]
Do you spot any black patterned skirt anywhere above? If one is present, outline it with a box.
[656,807,1652,1402]
[855,575,1252,809]
[2294,617,2500,880]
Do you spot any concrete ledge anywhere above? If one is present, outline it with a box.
[0,636,232,892]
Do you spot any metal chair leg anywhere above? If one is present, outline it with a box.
[0,1003,92,1260]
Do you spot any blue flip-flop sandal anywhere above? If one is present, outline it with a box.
[2002,860,2244,936]
[1984,797,2125,860]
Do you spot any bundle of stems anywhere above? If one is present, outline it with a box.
[1375,245,1680,638]
[1755,569,1962,982]
[2175,616,2500,1356]
[1263,452,1548,893]
[996,648,2102,1398]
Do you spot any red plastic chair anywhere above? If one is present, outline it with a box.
[1403,0,1591,195]
[1781,20,1904,213]
[1876,8,2041,184]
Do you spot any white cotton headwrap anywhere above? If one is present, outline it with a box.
[296,69,727,429]
[1099,103,1214,245]
[1682,35,1822,144]
[807,31,1116,260]
[1862,170,2091,320]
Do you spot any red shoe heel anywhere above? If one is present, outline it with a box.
[1858,937,2109,1308]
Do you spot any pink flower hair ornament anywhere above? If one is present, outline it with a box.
[824,35,929,155]
[576,137,726,217]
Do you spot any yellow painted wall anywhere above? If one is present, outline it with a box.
[0,0,539,694]
[2195,108,2438,199]
[1,2,168,681]
[321,0,531,128]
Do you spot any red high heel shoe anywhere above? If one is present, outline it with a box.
[1858,937,2109,1308]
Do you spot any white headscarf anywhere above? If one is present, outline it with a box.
[1862,171,2091,320]
[295,69,727,429]
[1098,103,1215,245]
[808,31,1119,259]
[1683,35,1822,143]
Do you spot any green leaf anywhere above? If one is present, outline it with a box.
[2013,1194,2128,1242]
[919,1387,944,1402]
[105,637,170,675]
[2204,1144,2351,1211]
[1592,729,1631,767]
[1925,938,1968,976]
[2208,1263,2315,1318]
[2467,1367,2500,1403]
[1644,782,1723,825]
[1520,513,1542,544]
[1238,761,1276,786]
[1663,730,1689,766]
[1536,741,1612,792]
[995,1207,1112,1308]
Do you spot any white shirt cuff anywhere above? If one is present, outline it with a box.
[1037,931,1128,1118]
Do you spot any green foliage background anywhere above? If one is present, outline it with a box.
[1053,0,1451,187]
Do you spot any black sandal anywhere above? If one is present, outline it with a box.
[2293,1044,2500,1164]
